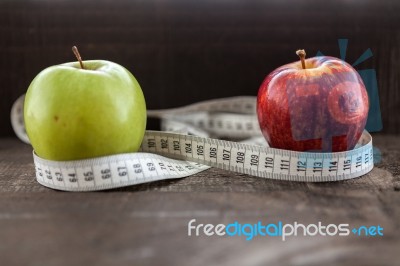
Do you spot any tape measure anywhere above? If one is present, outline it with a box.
[11,95,374,191]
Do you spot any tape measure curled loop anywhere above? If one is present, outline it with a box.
[11,95,374,191]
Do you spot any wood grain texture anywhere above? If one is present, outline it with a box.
[0,134,399,266]
[1,0,400,136]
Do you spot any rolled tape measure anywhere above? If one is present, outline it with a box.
[11,95,374,191]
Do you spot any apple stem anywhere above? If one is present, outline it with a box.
[296,49,306,69]
[72,46,85,69]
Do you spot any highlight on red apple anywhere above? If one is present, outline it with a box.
[256,49,369,152]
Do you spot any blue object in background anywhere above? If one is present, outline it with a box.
[358,69,383,132]
[292,39,383,163]
[331,39,383,133]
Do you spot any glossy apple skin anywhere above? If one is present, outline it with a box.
[24,60,146,161]
[257,56,369,152]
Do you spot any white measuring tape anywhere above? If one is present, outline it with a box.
[11,95,374,191]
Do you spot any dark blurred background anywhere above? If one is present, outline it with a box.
[1,0,399,137]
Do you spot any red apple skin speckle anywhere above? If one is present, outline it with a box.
[257,56,369,152]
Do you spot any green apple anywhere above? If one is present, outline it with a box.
[24,52,146,161]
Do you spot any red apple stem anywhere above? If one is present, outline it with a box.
[296,49,306,69]
[72,46,85,69]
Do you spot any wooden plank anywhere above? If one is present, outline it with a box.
[0,135,399,265]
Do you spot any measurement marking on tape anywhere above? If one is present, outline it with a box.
[30,130,374,191]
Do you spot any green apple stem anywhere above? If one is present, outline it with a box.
[296,49,306,69]
[72,46,85,69]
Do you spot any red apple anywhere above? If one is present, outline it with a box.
[257,50,369,152]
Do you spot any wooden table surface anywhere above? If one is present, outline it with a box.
[0,135,399,266]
